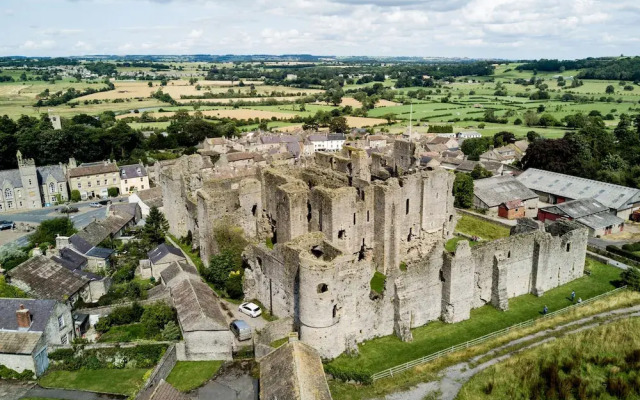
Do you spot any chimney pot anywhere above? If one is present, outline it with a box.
[16,305,32,329]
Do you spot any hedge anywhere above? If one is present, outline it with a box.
[606,245,640,263]
[324,364,373,385]
[587,246,640,268]
[622,242,640,253]
[48,344,167,371]
[0,364,33,380]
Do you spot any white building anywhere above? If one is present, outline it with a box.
[119,163,149,194]
[307,134,346,153]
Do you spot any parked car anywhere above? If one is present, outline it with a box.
[238,302,262,318]
[89,202,102,208]
[59,206,79,214]
[0,220,15,230]
[229,320,252,341]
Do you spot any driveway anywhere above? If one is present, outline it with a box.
[223,299,268,332]
[0,382,33,400]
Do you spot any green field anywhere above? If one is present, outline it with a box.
[326,259,620,375]
[39,368,150,395]
[454,214,511,241]
[166,361,224,392]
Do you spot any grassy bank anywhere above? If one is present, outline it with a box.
[327,259,620,375]
[454,214,511,241]
[166,361,224,392]
[458,317,640,399]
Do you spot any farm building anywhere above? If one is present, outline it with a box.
[537,198,625,237]
[517,168,640,220]
[473,175,539,219]
[0,299,74,377]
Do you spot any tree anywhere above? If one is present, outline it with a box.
[70,190,81,202]
[622,267,640,291]
[329,116,349,133]
[30,218,77,248]
[382,113,396,125]
[606,85,615,94]
[523,110,540,126]
[493,131,516,147]
[143,206,169,245]
[140,302,177,337]
[461,137,492,161]
[453,173,474,209]
[527,131,542,142]
[161,321,181,340]
[470,164,493,180]
[147,81,153,87]
[107,187,119,197]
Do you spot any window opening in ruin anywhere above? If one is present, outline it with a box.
[439,269,445,282]
[307,201,312,223]
[338,229,346,239]
[319,208,323,230]
[311,245,324,258]
[406,199,410,215]
[353,213,356,225]
[507,251,511,258]
[358,240,366,261]
[407,228,412,242]
[333,304,338,319]
[347,163,353,175]
[566,243,571,252]
[449,215,453,222]
[367,210,370,222]
[348,176,353,186]
[251,204,257,216]
[317,283,328,293]
[256,257,262,268]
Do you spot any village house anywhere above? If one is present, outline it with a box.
[119,163,149,194]
[0,152,69,213]
[367,135,388,149]
[518,168,640,220]
[0,299,74,377]
[202,137,232,154]
[538,198,625,237]
[139,243,187,280]
[129,186,163,217]
[473,175,539,219]
[67,159,120,200]
[8,255,111,305]
[427,136,459,149]
[307,133,346,153]
[457,131,482,139]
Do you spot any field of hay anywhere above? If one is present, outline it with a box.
[117,108,299,121]
[345,116,387,127]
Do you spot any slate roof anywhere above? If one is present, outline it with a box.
[37,165,66,184]
[308,134,327,142]
[86,247,115,259]
[148,243,185,264]
[260,135,301,144]
[517,168,640,211]
[69,236,93,254]
[72,215,131,248]
[539,198,625,230]
[327,133,346,141]
[226,152,256,162]
[110,203,139,220]
[0,298,57,332]
[136,187,162,203]
[68,162,118,178]
[0,331,42,355]
[260,341,332,400]
[8,256,90,301]
[474,175,538,208]
[368,135,387,141]
[119,163,147,179]
[0,169,23,188]
[54,248,88,270]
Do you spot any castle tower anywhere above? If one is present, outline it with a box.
[17,151,42,210]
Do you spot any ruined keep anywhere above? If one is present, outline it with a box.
[159,140,589,359]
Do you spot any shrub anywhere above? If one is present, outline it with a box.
[70,189,81,202]
[324,364,373,385]
[607,245,640,262]
[0,364,34,380]
[622,266,640,291]
[107,187,119,197]
[141,302,177,337]
[161,321,181,341]
[48,344,167,371]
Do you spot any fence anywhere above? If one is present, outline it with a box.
[371,286,627,381]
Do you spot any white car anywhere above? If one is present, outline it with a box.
[238,302,262,318]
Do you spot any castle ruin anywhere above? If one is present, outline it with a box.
[159,140,588,359]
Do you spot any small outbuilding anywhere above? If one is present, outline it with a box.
[473,175,539,219]
[538,198,625,237]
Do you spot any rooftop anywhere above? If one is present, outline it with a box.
[119,163,148,179]
[518,168,640,211]
[69,162,118,178]
[0,298,57,332]
[474,175,538,207]
[148,243,185,264]
[0,331,42,355]
[8,256,90,301]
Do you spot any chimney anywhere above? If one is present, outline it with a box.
[16,305,32,329]
[56,235,70,249]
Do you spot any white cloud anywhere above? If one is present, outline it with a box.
[73,41,93,51]
[188,29,203,38]
[20,40,56,50]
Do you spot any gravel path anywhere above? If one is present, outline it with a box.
[385,304,640,400]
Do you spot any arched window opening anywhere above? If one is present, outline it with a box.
[317,283,328,293]
[332,304,338,319]
[405,199,410,215]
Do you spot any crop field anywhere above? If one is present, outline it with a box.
[117,108,300,121]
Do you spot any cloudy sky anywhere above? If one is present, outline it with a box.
[1,0,638,59]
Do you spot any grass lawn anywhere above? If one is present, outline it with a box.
[370,271,386,294]
[326,259,621,375]
[39,368,150,395]
[166,361,224,392]
[455,214,511,241]
[444,236,479,252]
[97,323,147,342]
[270,337,289,348]
[457,316,640,400]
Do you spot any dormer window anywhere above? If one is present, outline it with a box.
[121,170,126,177]
[136,167,141,174]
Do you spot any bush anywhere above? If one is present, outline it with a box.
[70,189,81,202]
[622,267,640,291]
[0,364,34,380]
[141,302,177,337]
[107,187,119,197]
[606,245,640,262]
[48,344,167,371]
[324,364,373,385]
[161,321,181,341]
[622,242,640,252]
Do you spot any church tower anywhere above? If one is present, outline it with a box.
[17,151,42,210]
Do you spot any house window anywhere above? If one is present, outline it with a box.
[96,180,100,187]
[49,182,55,193]
[19,201,22,207]
[28,179,32,185]
[77,183,81,189]
[0,204,3,210]
[4,188,12,199]
[60,334,67,345]
[104,180,107,185]
[141,185,145,190]
[88,182,92,188]
[125,180,128,184]
[113,178,116,184]
[59,184,63,192]
[140,178,143,182]
[58,315,65,329]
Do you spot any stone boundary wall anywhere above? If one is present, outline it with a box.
[49,341,175,351]
[139,344,178,395]
[75,295,172,317]
[455,208,514,229]
[255,317,294,358]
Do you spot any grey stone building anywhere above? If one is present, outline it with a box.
[0,299,73,376]
[473,175,539,219]
[0,151,69,213]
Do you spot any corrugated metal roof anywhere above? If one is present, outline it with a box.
[474,175,538,207]
[518,168,640,211]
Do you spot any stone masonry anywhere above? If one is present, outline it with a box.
[158,140,589,359]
